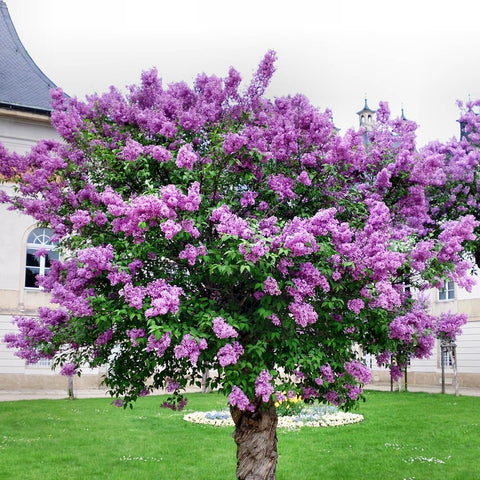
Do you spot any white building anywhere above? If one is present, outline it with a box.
[0,0,103,392]
[357,102,480,390]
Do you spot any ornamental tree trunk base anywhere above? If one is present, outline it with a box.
[231,401,278,480]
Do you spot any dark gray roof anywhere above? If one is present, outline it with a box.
[0,1,56,114]
[356,98,376,115]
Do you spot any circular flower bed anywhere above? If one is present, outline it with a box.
[183,405,364,430]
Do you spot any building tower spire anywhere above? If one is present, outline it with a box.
[356,96,376,132]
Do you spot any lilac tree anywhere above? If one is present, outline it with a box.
[418,99,480,268]
[0,52,474,479]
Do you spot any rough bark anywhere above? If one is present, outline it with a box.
[231,401,278,480]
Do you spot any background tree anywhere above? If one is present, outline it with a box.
[0,52,473,479]
[413,99,480,269]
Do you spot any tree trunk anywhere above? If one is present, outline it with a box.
[231,400,278,480]
[67,376,74,399]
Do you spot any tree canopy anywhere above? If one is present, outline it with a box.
[0,51,475,413]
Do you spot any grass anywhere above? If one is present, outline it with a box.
[0,391,479,479]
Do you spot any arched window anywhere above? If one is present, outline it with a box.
[25,228,58,288]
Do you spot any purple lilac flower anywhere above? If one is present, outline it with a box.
[126,328,145,347]
[301,386,319,399]
[93,211,108,226]
[212,316,238,339]
[217,341,244,367]
[324,390,340,406]
[210,204,253,240]
[96,329,113,346]
[255,370,274,402]
[435,312,468,341]
[147,145,172,162]
[390,365,403,382]
[120,283,146,309]
[296,171,312,186]
[60,363,77,377]
[70,210,91,230]
[120,139,144,161]
[345,384,363,400]
[178,244,207,266]
[239,241,268,264]
[344,360,372,384]
[275,391,286,402]
[146,332,171,357]
[229,385,254,412]
[376,351,391,366]
[240,190,258,207]
[174,334,207,366]
[145,280,184,317]
[264,276,281,296]
[223,133,247,155]
[128,259,143,275]
[269,313,281,326]
[175,143,197,170]
[166,377,180,393]
[288,301,318,327]
[267,173,296,200]
[347,299,365,314]
[321,364,335,383]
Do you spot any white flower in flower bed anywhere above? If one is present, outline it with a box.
[183,405,364,429]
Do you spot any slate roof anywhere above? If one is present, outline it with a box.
[356,98,376,115]
[0,1,56,114]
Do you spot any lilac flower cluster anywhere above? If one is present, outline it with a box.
[178,243,207,266]
[212,316,238,339]
[96,329,113,346]
[146,332,171,357]
[347,299,365,315]
[217,341,244,367]
[229,385,254,412]
[174,334,207,366]
[161,396,188,411]
[389,310,435,358]
[105,182,202,242]
[166,377,181,393]
[120,283,146,309]
[263,276,281,296]
[4,316,54,363]
[288,302,318,328]
[210,204,253,240]
[254,370,274,402]
[126,328,145,347]
[60,363,77,377]
[145,279,184,317]
[238,240,268,264]
[435,312,468,342]
[344,360,372,385]
[176,143,198,170]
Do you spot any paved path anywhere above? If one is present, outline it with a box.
[1,384,480,401]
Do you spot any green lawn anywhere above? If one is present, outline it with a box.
[0,391,479,479]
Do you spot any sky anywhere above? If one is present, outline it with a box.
[5,0,480,146]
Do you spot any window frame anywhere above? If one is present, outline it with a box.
[24,227,58,290]
[438,280,455,302]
